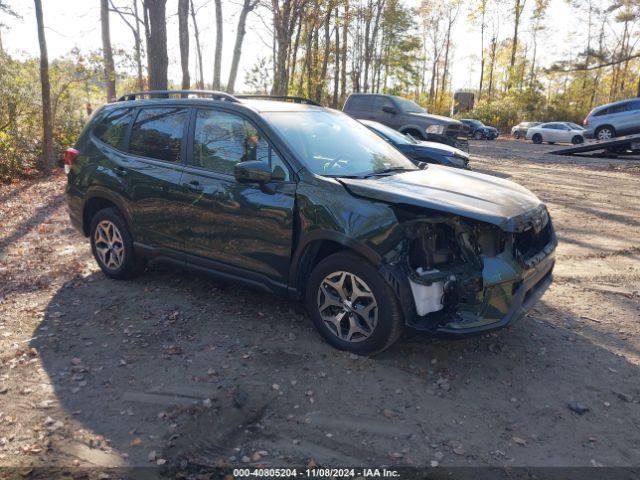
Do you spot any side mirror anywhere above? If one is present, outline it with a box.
[234,161,272,183]
[382,105,397,114]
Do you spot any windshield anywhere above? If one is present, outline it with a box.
[365,121,415,145]
[394,97,426,114]
[567,122,583,130]
[264,110,418,177]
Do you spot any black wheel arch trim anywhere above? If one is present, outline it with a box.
[82,187,135,237]
[288,230,383,297]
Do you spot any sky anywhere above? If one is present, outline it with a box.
[0,0,584,94]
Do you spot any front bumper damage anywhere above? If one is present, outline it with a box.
[380,205,557,336]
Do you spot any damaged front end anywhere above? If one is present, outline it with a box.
[383,204,556,335]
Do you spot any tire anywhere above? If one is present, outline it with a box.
[532,133,542,144]
[473,131,483,140]
[548,141,555,145]
[306,252,404,355]
[595,125,615,140]
[571,135,584,145]
[89,207,145,280]
[514,131,521,139]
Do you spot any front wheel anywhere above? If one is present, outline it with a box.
[306,252,404,354]
[571,135,584,145]
[474,131,483,140]
[514,131,521,139]
[90,207,145,280]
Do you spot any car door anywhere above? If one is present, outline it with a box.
[124,105,190,252]
[179,107,296,288]
[557,124,571,142]
[372,96,401,129]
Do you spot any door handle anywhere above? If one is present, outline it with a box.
[184,180,203,192]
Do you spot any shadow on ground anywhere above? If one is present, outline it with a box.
[30,264,640,472]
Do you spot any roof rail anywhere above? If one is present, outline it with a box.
[234,94,322,106]
[117,90,239,102]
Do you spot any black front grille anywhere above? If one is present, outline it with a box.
[514,221,552,261]
[446,124,461,139]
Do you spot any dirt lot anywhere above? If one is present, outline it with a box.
[1,139,639,474]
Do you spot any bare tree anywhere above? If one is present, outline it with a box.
[101,0,117,101]
[228,0,259,93]
[508,0,526,88]
[178,0,190,90]
[213,0,223,89]
[33,0,54,173]
[109,0,145,90]
[270,0,308,95]
[190,0,204,89]
[143,0,168,90]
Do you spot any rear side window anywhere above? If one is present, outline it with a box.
[609,103,629,114]
[593,107,609,117]
[93,108,132,149]
[129,107,187,162]
[346,95,372,111]
[629,100,640,111]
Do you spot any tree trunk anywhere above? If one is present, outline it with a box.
[487,35,497,100]
[508,0,524,89]
[190,0,204,89]
[101,0,116,101]
[178,0,190,91]
[34,0,54,174]
[478,3,485,100]
[144,0,168,90]
[315,9,331,102]
[228,0,256,93]
[132,0,144,90]
[340,2,348,105]
[213,0,223,90]
[332,6,340,108]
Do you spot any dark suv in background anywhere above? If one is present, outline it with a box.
[65,90,556,354]
[343,93,469,151]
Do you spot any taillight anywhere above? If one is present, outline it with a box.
[583,117,588,126]
[64,148,79,174]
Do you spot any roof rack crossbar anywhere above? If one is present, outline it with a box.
[117,90,239,102]
[234,94,321,106]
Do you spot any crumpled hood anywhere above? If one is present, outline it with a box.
[338,165,543,231]
[407,112,463,126]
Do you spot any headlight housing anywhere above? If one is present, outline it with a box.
[426,125,445,135]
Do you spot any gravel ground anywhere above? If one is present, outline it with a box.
[0,139,639,475]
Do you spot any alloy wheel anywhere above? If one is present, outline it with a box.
[316,271,378,343]
[94,220,125,270]
[597,128,613,140]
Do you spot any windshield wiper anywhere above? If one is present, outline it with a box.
[364,167,416,177]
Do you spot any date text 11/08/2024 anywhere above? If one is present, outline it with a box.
[233,468,400,477]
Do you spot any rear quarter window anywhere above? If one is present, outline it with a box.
[92,108,133,149]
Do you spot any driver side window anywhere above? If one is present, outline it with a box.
[192,109,290,181]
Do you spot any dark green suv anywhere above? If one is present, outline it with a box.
[65,90,556,354]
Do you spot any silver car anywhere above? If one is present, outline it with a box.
[583,98,640,140]
[526,122,585,144]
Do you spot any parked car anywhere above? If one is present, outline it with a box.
[359,119,470,170]
[526,122,585,144]
[343,93,469,151]
[65,90,556,354]
[583,98,640,140]
[460,119,499,140]
[511,121,542,139]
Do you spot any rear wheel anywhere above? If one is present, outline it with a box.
[90,207,144,279]
[532,133,543,144]
[306,252,404,355]
[595,125,615,140]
